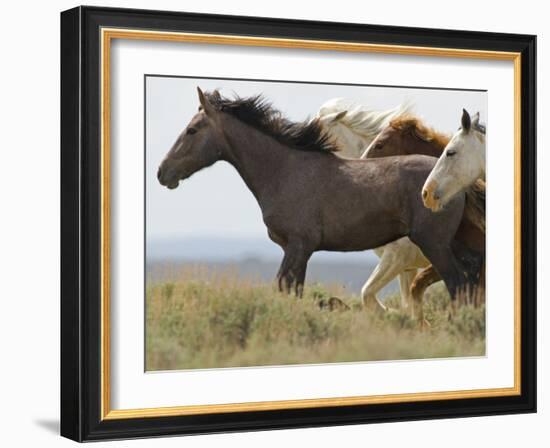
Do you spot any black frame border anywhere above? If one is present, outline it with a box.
[61,6,536,442]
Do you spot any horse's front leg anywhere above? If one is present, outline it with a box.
[276,240,313,297]
[410,265,441,324]
[293,257,309,297]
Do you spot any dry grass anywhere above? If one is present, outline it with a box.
[146,265,485,371]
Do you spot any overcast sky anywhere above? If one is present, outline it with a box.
[145,76,486,259]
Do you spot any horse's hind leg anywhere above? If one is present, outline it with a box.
[399,270,417,309]
[361,246,406,312]
[450,240,484,305]
[474,260,486,307]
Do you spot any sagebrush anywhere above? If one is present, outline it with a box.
[146,266,485,370]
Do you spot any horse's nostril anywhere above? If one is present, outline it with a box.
[157,167,162,181]
[422,190,428,199]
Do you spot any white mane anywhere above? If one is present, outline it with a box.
[317,97,414,140]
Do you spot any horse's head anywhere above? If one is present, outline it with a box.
[362,117,448,160]
[422,109,486,212]
[157,88,224,189]
[361,125,394,159]
[316,109,368,158]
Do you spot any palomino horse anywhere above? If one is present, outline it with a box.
[316,99,417,310]
[157,88,481,306]
[363,115,486,321]
[423,109,486,212]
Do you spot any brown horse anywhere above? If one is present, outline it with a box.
[362,115,450,159]
[363,115,485,320]
[157,89,482,304]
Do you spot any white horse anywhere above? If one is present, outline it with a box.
[315,98,427,311]
[315,98,412,158]
[422,109,486,212]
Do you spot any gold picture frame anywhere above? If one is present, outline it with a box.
[61,6,536,441]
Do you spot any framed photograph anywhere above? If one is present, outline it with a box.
[60,6,536,442]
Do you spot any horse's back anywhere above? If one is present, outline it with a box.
[335,154,437,189]
[314,155,437,250]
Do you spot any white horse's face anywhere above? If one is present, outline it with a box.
[317,111,373,158]
[422,109,486,212]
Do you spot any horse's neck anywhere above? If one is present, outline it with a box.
[218,115,290,201]
[421,140,447,157]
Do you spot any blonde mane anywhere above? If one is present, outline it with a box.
[390,115,451,151]
[317,98,413,140]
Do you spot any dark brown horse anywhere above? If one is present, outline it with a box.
[363,115,485,320]
[157,89,482,303]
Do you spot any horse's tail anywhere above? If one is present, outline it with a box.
[464,179,486,234]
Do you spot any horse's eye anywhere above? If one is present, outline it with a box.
[374,142,383,150]
[187,128,197,135]
[447,149,457,157]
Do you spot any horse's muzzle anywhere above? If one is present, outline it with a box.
[422,182,441,212]
[157,166,179,189]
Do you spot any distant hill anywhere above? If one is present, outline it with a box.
[147,236,381,263]
[146,258,399,297]
[146,237,401,295]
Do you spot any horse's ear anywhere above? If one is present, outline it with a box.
[472,111,480,128]
[197,87,216,117]
[333,110,347,122]
[461,108,471,132]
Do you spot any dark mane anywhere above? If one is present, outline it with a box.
[205,91,340,153]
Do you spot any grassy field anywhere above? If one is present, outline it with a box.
[146,265,485,371]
